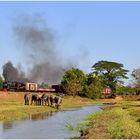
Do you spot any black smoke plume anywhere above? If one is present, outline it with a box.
[2,61,27,82]
[11,14,75,84]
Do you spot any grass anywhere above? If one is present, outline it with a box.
[0,92,140,139]
[0,91,117,122]
[0,100,56,121]
[108,108,140,139]
[78,100,140,139]
[0,92,103,121]
[2,92,140,139]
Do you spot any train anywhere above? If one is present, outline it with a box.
[2,81,61,92]
[2,81,112,98]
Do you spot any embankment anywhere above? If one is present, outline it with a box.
[79,97,140,139]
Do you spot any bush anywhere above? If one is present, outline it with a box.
[116,85,136,95]
[84,75,104,99]
[61,68,86,96]
[0,75,4,89]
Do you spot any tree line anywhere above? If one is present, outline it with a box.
[61,60,140,99]
[0,60,140,99]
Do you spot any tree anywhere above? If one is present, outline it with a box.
[92,60,129,93]
[39,82,49,88]
[132,68,140,94]
[132,68,140,86]
[84,73,104,99]
[116,84,136,95]
[61,68,86,96]
[0,75,4,89]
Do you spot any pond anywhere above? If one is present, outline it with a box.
[0,105,102,139]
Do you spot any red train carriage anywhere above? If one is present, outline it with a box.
[37,88,55,92]
[102,87,112,98]
[25,83,38,91]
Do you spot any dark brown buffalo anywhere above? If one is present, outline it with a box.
[24,93,30,105]
[50,95,62,109]
[31,94,41,105]
[41,93,50,106]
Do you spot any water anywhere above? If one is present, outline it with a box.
[0,105,102,139]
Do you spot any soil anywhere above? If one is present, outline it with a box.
[0,91,53,102]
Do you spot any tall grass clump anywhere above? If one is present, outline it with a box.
[108,108,140,139]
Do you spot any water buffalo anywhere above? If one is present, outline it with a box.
[41,93,50,106]
[49,95,56,107]
[31,94,41,105]
[54,96,62,109]
[24,93,30,105]
[50,95,62,109]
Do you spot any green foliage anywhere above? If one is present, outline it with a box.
[61,68,86,96]
[108,108,140,139]
[84,73,104,99]
[0,75,4,89]
[66,122,81,131]
[132,68,140,92]
[92,60,129,93]
[116,85,136,95]
[39,82,49,88]
[61,60,129,99]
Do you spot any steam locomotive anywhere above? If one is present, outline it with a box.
[2,81,61,92]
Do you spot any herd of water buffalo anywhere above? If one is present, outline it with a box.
[24,93,62,109]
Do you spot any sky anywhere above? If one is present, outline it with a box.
[0,1,140,84]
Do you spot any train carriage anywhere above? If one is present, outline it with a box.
[2,81,56,92]
[3,81,38,92]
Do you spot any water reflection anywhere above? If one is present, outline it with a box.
[30,111,54,121]
[0,105,102,139]
[3,121,13,130]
